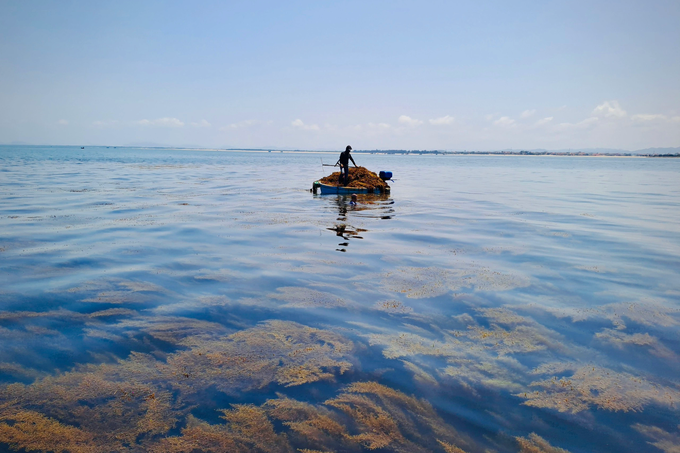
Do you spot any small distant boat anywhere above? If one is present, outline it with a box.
[312,181,389,195]
[81,147,84,149]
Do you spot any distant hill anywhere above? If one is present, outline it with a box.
[633,147,680,155]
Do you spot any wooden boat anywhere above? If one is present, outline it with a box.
[312,181,389,194]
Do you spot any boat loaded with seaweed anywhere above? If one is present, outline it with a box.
[312,166,392,194]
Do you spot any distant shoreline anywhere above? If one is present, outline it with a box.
[1,144,678,157]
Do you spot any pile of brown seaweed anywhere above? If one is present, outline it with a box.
[319,166,390,191]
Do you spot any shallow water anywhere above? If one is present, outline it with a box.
[1,145,679,452]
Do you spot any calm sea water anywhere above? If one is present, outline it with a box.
[1,145,679,452]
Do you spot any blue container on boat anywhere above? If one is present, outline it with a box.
[379,171,393,180]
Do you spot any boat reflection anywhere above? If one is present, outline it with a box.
[323,194,394,252]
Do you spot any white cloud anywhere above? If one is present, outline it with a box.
[672,116,680,123]
[92,120,119,127]
[221,120,259,130]
[520,109,536,119]
[429,115,455,125]
[137,117,185,127]
[593,101,627,118]
[190,119,211,128]
[534,117,553,126]
[398,115,423,126]
[493,116,516,127]
[556,117,599,130]
[291,119,320,131]
[57,119,68,125]
[631,114,667,122]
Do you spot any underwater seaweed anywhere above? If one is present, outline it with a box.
[164,320,354,393]
[475,307,532,325]
[374,300,413,314]
[366,314,558,393]
[376,265,529,299]
[546,300,680,330]
[515,433,570,453]
[265,395,352,452]
[325,381,472,453]
[632,424,680,453]
[0,409,97,453]
[518,365,680,413]
[144,382,474,453]
[0,320,357,451]
[595,328,676,359]
[466,324,556,355]
[269,287,348,309]
[442,356,526,393]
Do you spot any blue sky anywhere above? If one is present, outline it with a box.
[1,0,678,150]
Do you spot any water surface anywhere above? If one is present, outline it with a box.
[1,146,679,452]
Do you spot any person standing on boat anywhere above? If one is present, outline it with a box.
[336,145,356,186]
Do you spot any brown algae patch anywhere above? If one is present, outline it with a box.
[632,424,680,453]
[546,299,680,330]
[377,265,529,299]
[374,300,413,314]
[516,433,571,452]
[595,329,676,359]
[0,320,358,451]
[268,287,348,309]
[149,382,472,453]
[517,365,680,413]
[323,381,472,452]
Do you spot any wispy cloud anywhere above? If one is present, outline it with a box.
[137,117,185,127]
[556,117,598,130]
[520,109,536,119]
[222,120,259,130]
[493,116,516,127]
[291,119,320,131]
[593,101,627,118]
[352,122,391,132]
[534,117,553,127]
[484,113,498,121]
[398,115,423,126]
[429,115,455,125]
[57,119,68,125]
[92,120,119,127]
[631,114,667,122]
[190,119,211,128]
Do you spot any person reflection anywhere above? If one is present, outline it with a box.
[328,195,365,252]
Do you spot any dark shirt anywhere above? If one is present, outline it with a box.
[338,150,356,167]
